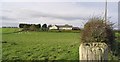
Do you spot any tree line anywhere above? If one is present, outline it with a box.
[19,23,48,31]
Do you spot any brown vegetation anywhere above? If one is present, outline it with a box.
[81,17,115,49]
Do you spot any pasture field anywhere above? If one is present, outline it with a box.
[1,28,120,61]
[2,28,80,61]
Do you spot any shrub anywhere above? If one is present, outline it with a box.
[29,24,38,31]
[42,24,48,31]
[22,24,29,31]
[81,17,115,49]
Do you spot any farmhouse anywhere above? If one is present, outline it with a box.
[49,24,73,30]
[49,25,58,30]
[58,24,72,30]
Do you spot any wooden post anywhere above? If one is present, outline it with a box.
[79,42,108,62]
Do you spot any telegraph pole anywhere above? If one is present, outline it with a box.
[105,0,107,24]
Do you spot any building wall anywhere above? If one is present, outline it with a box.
[59,27,72,30]
[49,25,58,30]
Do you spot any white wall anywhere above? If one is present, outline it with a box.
[49,25,58,30]
[59,27,72,30]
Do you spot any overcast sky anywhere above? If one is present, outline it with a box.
[0,0,119,28]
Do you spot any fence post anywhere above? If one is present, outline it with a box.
[79,42,108,62]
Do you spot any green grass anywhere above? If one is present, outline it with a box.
[2,28,120,61]
[2,28,80,60]
[0,28,2,61]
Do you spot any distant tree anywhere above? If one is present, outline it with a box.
[27,24,31,28]
[42,24,48,31]
[29,24,38,31]
[38,24,41,28]
[22,24,29,31]
[48,25,52,30]
[20,23,41,31]
[19,24,24,28]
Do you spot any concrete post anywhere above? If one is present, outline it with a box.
[79,42,108,62]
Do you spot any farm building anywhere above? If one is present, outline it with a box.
[49,24,73,30]
[72,27,80,30]
[49,25,58,30]
[58,24,72,30]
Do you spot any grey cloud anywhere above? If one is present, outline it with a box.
[2,22,19,27]
[2,16,17,21]
[1,2,118,28]
[20,10,87,20]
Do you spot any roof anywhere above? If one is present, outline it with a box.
[56,24,72,28]
[72,27,80,30]
[72,27,80,29]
